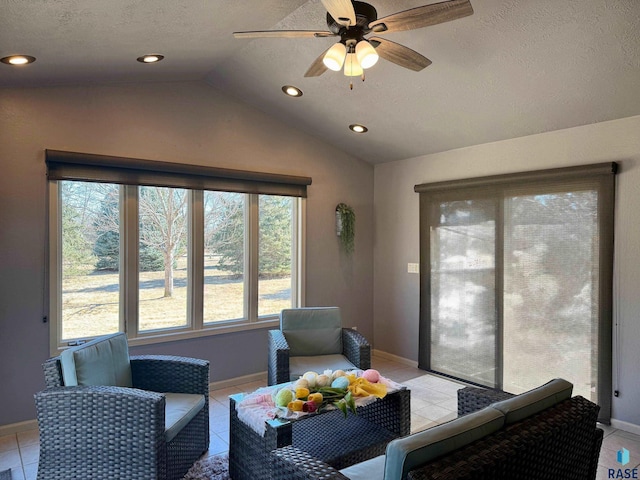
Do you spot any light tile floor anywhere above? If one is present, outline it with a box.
[0,355,636,479]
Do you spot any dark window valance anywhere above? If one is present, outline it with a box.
[46,150,312,197]
[414,162,617,193]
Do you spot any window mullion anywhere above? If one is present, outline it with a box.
[122,185,139,338]
[294,198,305,307]
[495,196,505,391]
[247,195,259,321]
[190,190,204,330]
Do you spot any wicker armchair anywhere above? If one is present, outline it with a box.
[268,307,371,385]
[34,334,209,480]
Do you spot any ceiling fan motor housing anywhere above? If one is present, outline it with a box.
[326,1,378,34]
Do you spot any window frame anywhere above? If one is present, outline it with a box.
[47,150,309,354]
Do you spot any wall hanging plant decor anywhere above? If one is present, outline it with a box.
[335,203,355,254]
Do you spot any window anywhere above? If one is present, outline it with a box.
[138,186,190,331]
[48,150,310,351]
[416,163,616,423]
[258,195,295,317]
[203,191,246,323]
[59,181,121,339]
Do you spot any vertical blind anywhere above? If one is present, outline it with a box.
[415,162,617,423]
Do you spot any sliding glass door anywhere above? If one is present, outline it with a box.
[416,163,616,422]
[429,198,498,387]
[502,190,599,399]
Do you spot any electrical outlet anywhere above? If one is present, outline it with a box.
[407,263,420,274]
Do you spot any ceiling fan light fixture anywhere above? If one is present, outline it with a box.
[323,42,347,71]
[355,40,378,69]
[343,53,363,76]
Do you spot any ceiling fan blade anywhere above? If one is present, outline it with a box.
[233,30,335,39]
[369,37,432,71]
[369,0,473,34]
[304,47,331,77]
[321,0,356,26]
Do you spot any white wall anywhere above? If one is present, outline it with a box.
[374,115,640,427]
[0,81,374,425]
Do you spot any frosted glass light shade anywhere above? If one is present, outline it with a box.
[343,53,363,76]
[355,40,379,69]
[323,43,347,71]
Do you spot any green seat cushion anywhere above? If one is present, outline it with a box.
[490,378,573,424]
[384,406,505,480]
[289,354,357,381]
[164,392,206,442]
[281,307,343,356]
[340,454,385,480]
[60,332,132,387]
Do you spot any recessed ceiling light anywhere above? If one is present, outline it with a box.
[136,54,165,64]
[1,55,36,66]
[349,124,368,133]
[282,85,303,97]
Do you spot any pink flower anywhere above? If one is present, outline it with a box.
[302,401,317,413]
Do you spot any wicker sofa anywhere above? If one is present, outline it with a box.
[34,333,210,480]
[271,378,603,480]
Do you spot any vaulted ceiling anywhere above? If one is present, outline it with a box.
[1,0,639,164]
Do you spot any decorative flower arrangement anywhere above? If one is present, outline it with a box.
[273,368,385,418]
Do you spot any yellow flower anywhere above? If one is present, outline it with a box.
[287,400,304,411]
[295,387,310,399]
[308,392,324,405]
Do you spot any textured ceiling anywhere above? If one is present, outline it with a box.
[1,0,639,164]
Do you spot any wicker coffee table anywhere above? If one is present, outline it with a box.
[229,385,410,480]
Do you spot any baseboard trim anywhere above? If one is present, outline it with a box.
[611,418,640,436]
[209,371,267,391]
[372,349,419,368]
[0,419,39,437]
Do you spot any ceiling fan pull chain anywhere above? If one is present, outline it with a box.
[350,78,353,90]
[362,72,365,82]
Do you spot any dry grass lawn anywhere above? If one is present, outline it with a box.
[62,262,291,340]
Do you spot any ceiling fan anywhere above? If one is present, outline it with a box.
[233,0,473,81]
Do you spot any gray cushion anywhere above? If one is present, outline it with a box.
[60,332,132,387]
[384,406,505,480]
[281,307,342,356]
[289,354,357,381]
[340,454,385,480]
[490,378,573,424]
[164,392,206,442]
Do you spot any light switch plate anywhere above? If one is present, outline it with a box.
[407,263,420,274]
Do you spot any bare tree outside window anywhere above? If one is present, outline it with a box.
[138,186,189,331]
[139,186,188,298]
